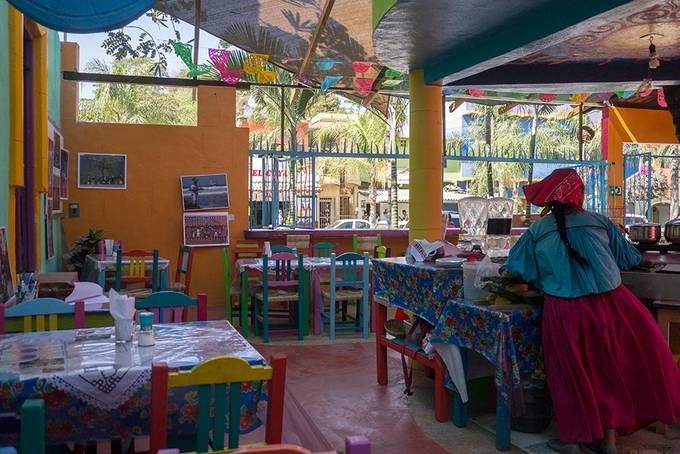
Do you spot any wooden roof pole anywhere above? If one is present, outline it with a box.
[290,0,336,104]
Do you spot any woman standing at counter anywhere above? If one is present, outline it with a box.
[505,168,680,454]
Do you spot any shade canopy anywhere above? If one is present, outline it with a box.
[7,0,155,33]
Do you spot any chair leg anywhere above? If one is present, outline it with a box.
[297,298,303,341]
[330,295,336,341]
[361,295,369,339]
[253,298,260,337]
[319,293,325,335]
[341,301,348,321]
[263,296,270,343]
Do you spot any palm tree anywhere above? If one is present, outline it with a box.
[387,97,408,228]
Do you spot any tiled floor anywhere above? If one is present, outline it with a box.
[251,335,680,454]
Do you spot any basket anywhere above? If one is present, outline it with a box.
[384,319,405,338]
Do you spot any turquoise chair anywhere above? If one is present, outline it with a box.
[270,245,295,254]
[136,291,207,323]
[253,253,304,343]
[320,252,370,340]
[0,298,85,334]
[21,399,45,454]
[114,249,160,293]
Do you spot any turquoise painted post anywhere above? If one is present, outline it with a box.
[272,158,279,227]
[262,157,268,227]
[262,254,269,343]
[0,3,9,234]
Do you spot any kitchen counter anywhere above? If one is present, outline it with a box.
[621,251,680,301]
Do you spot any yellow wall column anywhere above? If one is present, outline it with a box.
[408,69,442,241]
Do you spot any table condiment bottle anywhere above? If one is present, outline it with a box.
[138,311,155,347]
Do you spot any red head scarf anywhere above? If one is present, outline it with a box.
[523,168,584,210]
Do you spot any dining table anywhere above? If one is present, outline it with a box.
[0,320,268,446]
[236,256,372,337]
[83,254,171,290]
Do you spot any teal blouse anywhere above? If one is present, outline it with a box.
[504,211,641,298]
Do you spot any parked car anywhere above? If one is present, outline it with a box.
[325,219,372,229]
[624,214,649,229]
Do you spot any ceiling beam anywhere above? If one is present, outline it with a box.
[442,61,680,92]
[423,0,658,85]
[290,0,336,103]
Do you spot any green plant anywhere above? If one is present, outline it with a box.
[64,229,105,277]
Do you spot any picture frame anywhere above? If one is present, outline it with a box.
[0,227,14,305]
[180,173,229,211]
[60,149,69,200]
[78,153,127,190]
[183,212,230,247]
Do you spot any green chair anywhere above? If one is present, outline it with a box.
[271,245,296,254]
[114,249,160,296]
[312,242,337,257]
[222,246,245,323]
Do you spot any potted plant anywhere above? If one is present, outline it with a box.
[63,229,104,279]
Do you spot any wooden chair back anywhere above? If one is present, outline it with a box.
[21,399,45,454]
[312,242,337,257]
[114,249,159,292]
[0,298,85,334]
[151,353,287,453]
[270,245,295,254]
[234,240,261,259]
[136,291,207,324]
[262,253,302,288]
[286,235,310,253]
[174,245,194,295]
[330,253,369,290]
[353,235,381,254]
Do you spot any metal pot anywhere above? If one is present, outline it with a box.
[664,218,680,244]
[629,223,662,244]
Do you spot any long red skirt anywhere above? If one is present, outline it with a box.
[543,285,680,443]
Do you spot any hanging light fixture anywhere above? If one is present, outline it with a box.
[641,33,663,69]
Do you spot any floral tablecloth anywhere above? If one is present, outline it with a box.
[0,321,267,445]
[432,300,542,401]
[372,257,463,325]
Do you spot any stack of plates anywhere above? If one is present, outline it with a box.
[434,257,466,268]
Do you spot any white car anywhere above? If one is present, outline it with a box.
[325,219,372,229]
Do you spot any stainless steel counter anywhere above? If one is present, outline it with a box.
[621,252,680,301]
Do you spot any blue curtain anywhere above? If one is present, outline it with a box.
[7,0,155,33]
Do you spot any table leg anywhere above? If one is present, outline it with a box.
[374,298,388,385]
[434,353,451,422]
[240,271,249,337]
[496,387,511,451]
[452,348,468,428]
[311,270,321,335]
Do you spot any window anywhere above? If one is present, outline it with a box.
[356,221,370,229]
[339,196,351,219]
[338,221,353,229]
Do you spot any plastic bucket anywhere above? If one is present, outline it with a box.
[462,261,488,302]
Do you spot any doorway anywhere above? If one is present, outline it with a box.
[14,26,36,273]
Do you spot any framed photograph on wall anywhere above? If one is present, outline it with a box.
[78,153,127,189]
[0,227,14,305]
[60,149,69,200]
[180,174,229,211]
[183,212,230,247]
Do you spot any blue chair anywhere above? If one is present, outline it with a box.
[0,298,85,334]
[252,253,304,343]
[136,290,208,324]
[320,252,370,340]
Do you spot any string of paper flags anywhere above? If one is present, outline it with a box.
[461,88,668,108]
[171,42,405,95]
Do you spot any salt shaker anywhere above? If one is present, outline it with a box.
[138,311,155,347]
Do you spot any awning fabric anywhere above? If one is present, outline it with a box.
[7,0,154,33]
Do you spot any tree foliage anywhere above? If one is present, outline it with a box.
[79,58,197,125]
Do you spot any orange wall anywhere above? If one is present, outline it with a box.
[60,42,249,308]
[606,106,678,222]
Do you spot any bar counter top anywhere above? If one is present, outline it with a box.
[244,227,528,240]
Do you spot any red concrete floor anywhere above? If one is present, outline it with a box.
[255,341,454,454]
